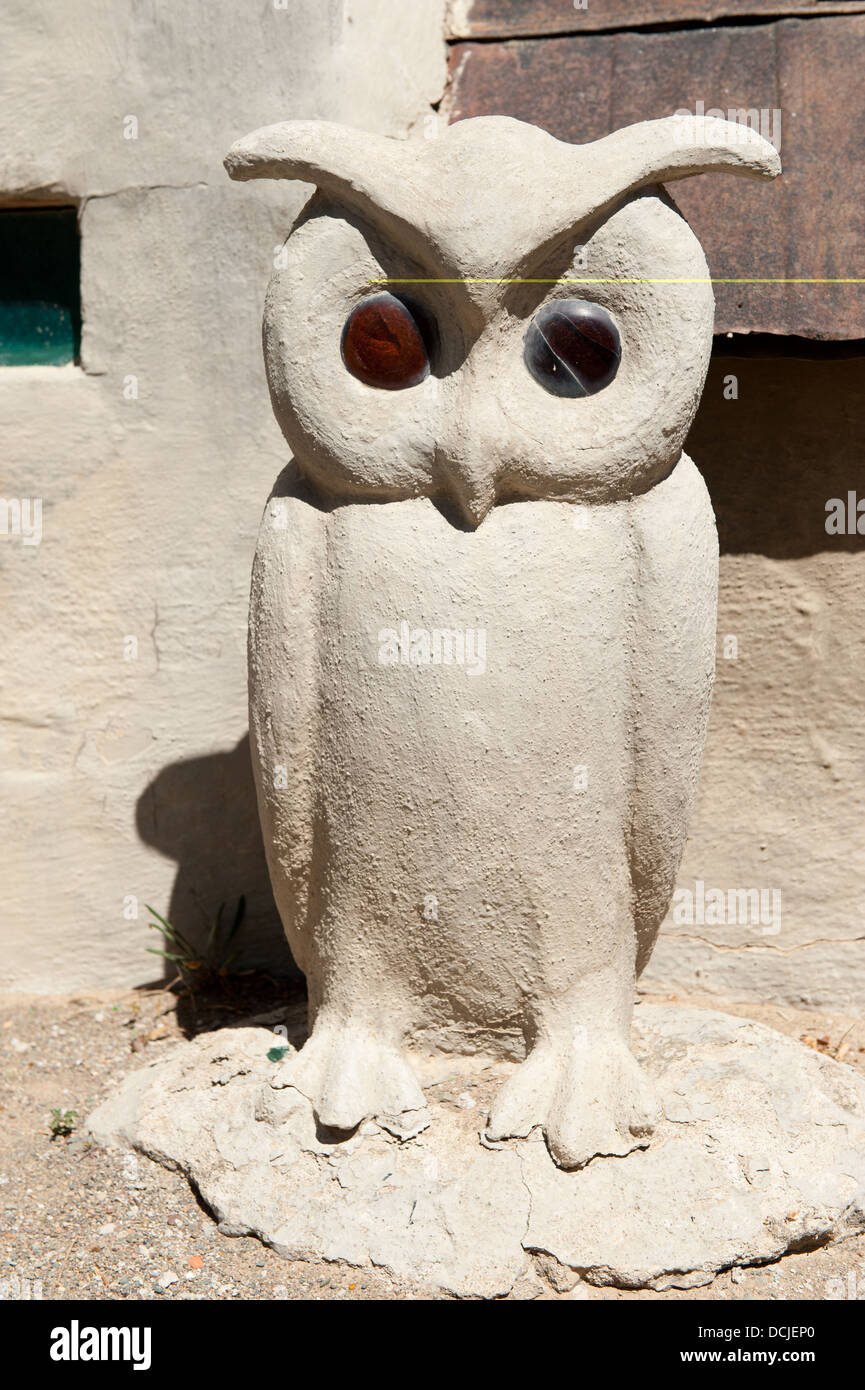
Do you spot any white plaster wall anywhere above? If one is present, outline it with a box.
[647,545,865,1014]
[0,0,446,991]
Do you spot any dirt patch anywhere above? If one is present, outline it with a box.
[1,979,864,1301]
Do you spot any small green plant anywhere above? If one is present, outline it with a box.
[144,896,246,981]
[267,1046,290,1063]
[49,1108,78,1139]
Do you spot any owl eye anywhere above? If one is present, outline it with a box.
[524,299,621,398]
[341,291,435,390]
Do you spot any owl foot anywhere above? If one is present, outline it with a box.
[485,1031,660,1171]
[278,1017,426,1133]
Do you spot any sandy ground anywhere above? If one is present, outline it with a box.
[2,976,864,1302]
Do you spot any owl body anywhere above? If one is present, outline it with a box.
[232,112,777,1167]
[250,454,717,1127]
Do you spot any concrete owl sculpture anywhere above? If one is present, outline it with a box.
[226,114,780,1170]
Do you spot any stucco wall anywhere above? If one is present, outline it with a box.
[0,0,446,991]
[645,353,865,1014]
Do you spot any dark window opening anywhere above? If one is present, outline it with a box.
[0,207,81,366]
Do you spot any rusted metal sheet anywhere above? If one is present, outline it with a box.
[448,17,865,337]
[447,0,865,40]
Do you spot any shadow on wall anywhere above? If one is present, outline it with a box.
[136,734,298,981]
[689,351,865,558]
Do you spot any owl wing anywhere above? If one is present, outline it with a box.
[248,465,326,976]
[627,453,719,973]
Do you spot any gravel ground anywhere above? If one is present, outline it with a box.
[2,977,864,1302]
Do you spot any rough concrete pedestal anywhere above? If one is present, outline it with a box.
[86,1005,865,1298]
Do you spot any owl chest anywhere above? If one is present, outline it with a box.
[310,498,638,781]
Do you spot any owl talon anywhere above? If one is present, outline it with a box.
[484,1044,559,1142]
[486,1032,660,1171]
[278,1017,425,1133]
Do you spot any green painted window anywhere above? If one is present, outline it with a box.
[0,208,81,366]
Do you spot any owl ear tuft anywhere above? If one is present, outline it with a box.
[585,115,781,200]
[224,120,413,199]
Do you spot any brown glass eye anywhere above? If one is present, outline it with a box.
[524,299,621,398]
[341,292,434,390]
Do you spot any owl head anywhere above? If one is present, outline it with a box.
[226,115,779,527]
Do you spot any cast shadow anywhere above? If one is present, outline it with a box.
[689,349,865,558]
[136,733,300,988]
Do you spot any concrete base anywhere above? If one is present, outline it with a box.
[86,1005,865,1298]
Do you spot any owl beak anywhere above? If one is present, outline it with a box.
[434,447,496,529]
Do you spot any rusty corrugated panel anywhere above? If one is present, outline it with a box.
[447,0,865,40]
[448,17,865,338]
